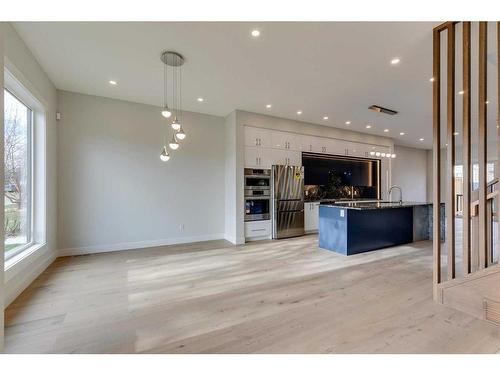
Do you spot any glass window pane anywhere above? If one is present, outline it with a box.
[4,89,32,258]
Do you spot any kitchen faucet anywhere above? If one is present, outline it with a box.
[388,185,403,205]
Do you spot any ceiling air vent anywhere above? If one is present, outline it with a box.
[369,105,398,116]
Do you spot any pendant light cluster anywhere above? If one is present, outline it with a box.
[160,51,186,162]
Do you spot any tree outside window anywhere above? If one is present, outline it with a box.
[4,89,32,257]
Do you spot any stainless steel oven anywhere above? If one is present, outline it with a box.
[244,168,271,221]
[245,196,270,221]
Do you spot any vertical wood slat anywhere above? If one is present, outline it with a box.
[478,22,488,269]
[462,22,472,275]
[498,22,500,265]
[433,28,442,294]
[446,24,456,280]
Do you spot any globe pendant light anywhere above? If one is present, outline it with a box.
[171,117,181,131]
[160,51,186,160]
[169,132,179,150]
[176,127,186,140]
[160,146,170,161]
[162,106,172,118]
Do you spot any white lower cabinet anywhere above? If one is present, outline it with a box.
[304,201,320,233]
[245,220,271,241]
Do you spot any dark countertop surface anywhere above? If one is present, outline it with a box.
[320,201,432,210]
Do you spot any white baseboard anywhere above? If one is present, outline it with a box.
[223,233,245,245]
[58,233,226,257]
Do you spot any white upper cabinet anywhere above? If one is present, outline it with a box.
[270,131,301,151]
[244,146,272,168]
[244,126,271,148]
[344,141,371,158]
[300,136,315,153]
[270,149,302,166]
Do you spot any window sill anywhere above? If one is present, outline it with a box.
[5,242,46,271]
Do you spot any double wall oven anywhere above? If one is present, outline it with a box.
[244,168,271,221]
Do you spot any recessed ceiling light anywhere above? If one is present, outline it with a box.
[453,132,459,136]
[366,125,372,129]
[419,138,424,141]
[323,116,329,120]
[384,129,389,133]
[197,97,204,102]
[345,121,351,125]
[391,58,401,65]
[266,104,272,109]
[458,90,465,95]
[251,30,260,37]
[400,132,405,136]
[429,77,435,82]
[297,111,302,115]
[109,80,117,85]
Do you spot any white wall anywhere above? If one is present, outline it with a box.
[3,23,58,307]
[392,145,429,202]
[57,91,226,255]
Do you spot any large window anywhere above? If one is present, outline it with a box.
[4,89,33,259]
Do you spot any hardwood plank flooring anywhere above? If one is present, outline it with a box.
[4,235,500,353]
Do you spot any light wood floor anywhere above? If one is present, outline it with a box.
[4,235,500,353]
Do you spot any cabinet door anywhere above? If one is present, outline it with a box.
[271,131,301,151]
[304,202,314,231]
[344,141,369,158]
[310,202,320,231]
[305,201,320,232]
[271,149,302,167]
[326,138,349,156]
[244,126,271,148]
[311,137,329,154]
[245,146,271,168]
[301,136,315,153]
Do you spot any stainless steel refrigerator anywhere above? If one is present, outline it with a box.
[271,165,305,239]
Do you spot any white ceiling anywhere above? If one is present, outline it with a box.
[13,22,442,149]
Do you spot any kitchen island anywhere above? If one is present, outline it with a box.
[318,202,432,255]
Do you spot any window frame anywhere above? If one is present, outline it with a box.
[3,65,47,269]
[3,88,35,261]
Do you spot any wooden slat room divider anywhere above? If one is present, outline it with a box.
[433,21,500,300]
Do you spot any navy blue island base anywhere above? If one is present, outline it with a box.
[318,202,431,255]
